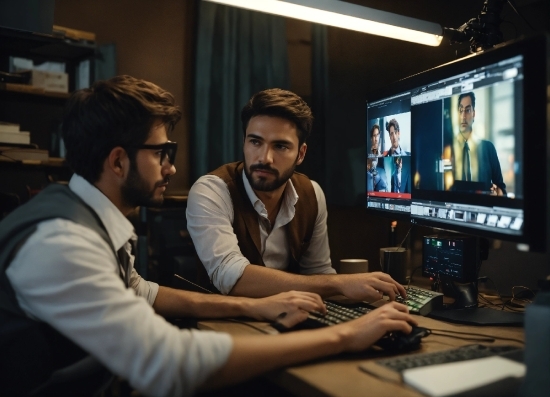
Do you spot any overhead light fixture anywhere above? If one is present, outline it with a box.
[202,0,443,47]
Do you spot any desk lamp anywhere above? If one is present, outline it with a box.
[203,0,530,53]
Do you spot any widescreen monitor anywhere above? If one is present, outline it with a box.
[408,34,548,252]
[365,90,412,219]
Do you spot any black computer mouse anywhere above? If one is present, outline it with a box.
[375,325,431,352]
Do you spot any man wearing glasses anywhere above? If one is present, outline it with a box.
[0,76,415,396]
[452,91,506,196]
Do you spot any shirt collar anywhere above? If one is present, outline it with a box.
[241,169,298,222]
[457,131,479,145]
[69,174,135,251]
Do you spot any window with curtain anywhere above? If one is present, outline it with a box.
[192,1,290,182]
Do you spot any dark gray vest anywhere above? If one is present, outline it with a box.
[0,183,117,396]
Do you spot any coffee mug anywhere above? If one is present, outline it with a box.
[339,259,369,274]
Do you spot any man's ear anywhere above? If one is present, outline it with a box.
[296,143,307,165]
[106,147,129,178]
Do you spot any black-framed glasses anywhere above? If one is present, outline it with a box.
[126,142,178,165]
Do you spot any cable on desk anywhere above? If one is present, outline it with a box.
[429,328,524,345]
[429,328,495,343]
[478,276,506,310]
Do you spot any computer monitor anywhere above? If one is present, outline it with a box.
[365,90,412,219]
[407,34,548,253]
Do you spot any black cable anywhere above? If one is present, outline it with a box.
[398,224,414,249]
[479,277,506,310]
[429,328,524,345]
[430,330,495,343]
[507,0,537,32]
[407,266,422,287]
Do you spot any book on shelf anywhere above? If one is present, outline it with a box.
[0,121,20,133]
[0,146,49,163]
[0,131,30,145]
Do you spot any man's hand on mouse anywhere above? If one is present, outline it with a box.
[332,301,417,353]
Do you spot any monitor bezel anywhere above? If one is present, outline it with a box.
[409,34,548,252]
[367,34,548,251]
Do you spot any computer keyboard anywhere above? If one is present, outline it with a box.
[272,300,430,351]
[373,344,522,373]
[397,285,444,316]
[299,300,372,329]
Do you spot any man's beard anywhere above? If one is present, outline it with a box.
[121,164,169,208]
[244,160,297,192]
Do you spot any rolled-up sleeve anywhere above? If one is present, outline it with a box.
[7,219,233,397]
[186,175,251,294]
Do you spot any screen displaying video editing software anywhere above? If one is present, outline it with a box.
[366,92,412,217]
[410,54,524,239]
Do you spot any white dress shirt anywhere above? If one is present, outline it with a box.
[186,170,335,295]
[6,174,233,397]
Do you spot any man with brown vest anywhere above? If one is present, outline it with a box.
[187,88,407,303]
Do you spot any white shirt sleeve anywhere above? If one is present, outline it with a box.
[186,175,251,294]
[6,219,233,397]
[299,181,336,275]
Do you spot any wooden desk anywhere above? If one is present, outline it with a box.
[198,314,523,397]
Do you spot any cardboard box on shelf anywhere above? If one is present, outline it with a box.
[29,70,69,93]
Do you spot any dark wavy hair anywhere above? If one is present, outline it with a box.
[386,118,400,133]
[458,92,476,109]
[241,88,313,146]
[61,75,181,183]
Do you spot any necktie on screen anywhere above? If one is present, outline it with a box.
[463,141,471,181]
[117,240,135,288]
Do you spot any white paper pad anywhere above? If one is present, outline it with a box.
[402,356,525,397]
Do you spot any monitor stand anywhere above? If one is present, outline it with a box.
[427,274,524,326]
[424,239,524,327]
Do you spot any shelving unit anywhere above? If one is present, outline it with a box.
[0,26,96,213]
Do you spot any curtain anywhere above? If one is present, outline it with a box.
[192,2,290,182]
[301,24,329,194]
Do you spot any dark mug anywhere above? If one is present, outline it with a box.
[379,247,408,284]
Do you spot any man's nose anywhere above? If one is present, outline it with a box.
[259,146,274,164]
[164,162,176,176]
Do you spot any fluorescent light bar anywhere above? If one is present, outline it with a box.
[203,0,443,46]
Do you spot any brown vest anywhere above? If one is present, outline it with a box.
[207,161,318,278]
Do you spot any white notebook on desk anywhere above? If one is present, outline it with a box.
[402,356,525,397]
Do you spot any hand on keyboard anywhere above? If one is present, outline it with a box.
[334,271,407,302]
[251,290,327,328]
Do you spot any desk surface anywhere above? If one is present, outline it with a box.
[198,312,524,397]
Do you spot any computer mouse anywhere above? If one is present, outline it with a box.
[375,325,431,352]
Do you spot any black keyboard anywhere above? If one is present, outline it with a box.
[303,300,372,328]
[274,301,430,352]
[397,286,443,316]
[272,300,371,331]
[375,344,522,373]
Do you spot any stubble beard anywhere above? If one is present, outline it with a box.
[121,163,168,208]
[244,161,297,192]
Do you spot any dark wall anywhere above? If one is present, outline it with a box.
[322,0,550,293]
[54,0,196,194]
